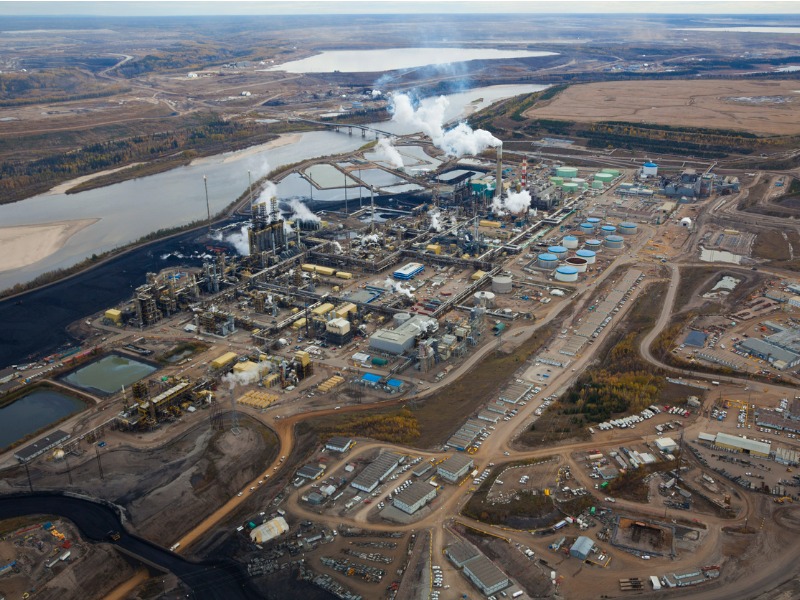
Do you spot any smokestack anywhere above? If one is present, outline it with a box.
[521,157,528,189]
[495,144,503,199]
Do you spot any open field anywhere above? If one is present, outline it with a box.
[525,80,800,135]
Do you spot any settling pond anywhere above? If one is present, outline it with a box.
[0,388,87,449]
[61,354,157,396]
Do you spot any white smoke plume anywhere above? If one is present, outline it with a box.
[254,180,278,206]
[226,225,251,255]
[491,190,531,216]
[375,137,404,168]
[429,209,442,232]
[390,93,501,158]
[371,89,382,98]
[332,241,344,254]
[361,234,380,245]
[287,198,320,223]
[222,368,260,390]
[384,277,415,299]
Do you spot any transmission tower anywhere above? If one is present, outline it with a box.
[231,389,241,436]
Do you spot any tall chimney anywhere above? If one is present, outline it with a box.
[495,144,503,199]
[521,156,528,189]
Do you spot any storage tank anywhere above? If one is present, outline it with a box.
[555,266,579,282]
[473,291,496,308]
[492,275,513,294]
[393,312,412,326]
[642,162,658,177]
[584,238,603,250]
[537,253,559,269]
[619,221,638,235]
[579,222,594,234]
[565,257,588,273]
[600,224,617,235]
[605,235,625,249]
[548,245,568,259]
[562,235,579,249]
[680,217,693,228]
[556,166,578,178]
[550,176,564,187]
[594,172,614,183]
[586,217,601,224]
[576,249,596,264]
[601,168,620,176]
[591,180,605,190]
[562,182,579,194]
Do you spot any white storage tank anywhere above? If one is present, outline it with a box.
[393,312,412,326]
[562,235,579,249]
[492,275,513,294]
[605,235,625,249]
[473,291,496,308]
[619,221,638,235]
[555,266,579,282]
[576,249,596,264]
[642,161,658,177]
[584,238,603,250]
[565,257,588,273]
[548,245,568,259]
[538,253,559,269]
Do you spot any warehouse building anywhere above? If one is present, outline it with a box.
[462,554,510,595]
[714,432,770,457]
[250,516,289,543]
[14,430,70,463]
[570,536,595,560]
[393,262,424,280]
[655,437,678,453]
[437,454,474,483]
[351,451,403,493]
[445,541,480,568]
[369,315,438,355]
[325,437,354,453]
[296,464,325,480]
[393,481,437,514]
[736,338,800,370]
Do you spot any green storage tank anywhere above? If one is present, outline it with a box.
[556,166,578,178]
[594,172,614,183]
[550,176,564,187]
[601,168,620,176]
[371,357,389,366]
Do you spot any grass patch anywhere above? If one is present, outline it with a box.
[310,408,420,445]
[673,267,717,313]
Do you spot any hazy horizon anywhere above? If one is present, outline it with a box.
[1,0,799,17]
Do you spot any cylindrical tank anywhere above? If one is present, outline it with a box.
[600,224,617,235]
[556,166,578,178]
[565,257,588,273]
[576,249,597,264]
[680,217,693,227]
[601,168,620,176]
[538,253,559,269]
[591,180,604,189]
[562,182,579,194]
[594,172,614,183]
[642,162,658,177]
[473,291,496,308]
[492,275,513,294]
[571,177,587,187]
[393,312,412,326]
[605,235,624,249]
[587,217,601,224]
[619,221,638,235]
[585,238,603,250]
[562,235,579,249]
[579,222,594,234]
[548,245,568,259]
[550,176,564,187]
[555,266,579,282]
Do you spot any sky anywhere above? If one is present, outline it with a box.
[0,0,798,16]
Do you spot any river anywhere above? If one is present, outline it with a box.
[0,83,546,293]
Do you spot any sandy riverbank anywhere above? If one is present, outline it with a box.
[0,219,99,272]
[46,164,144,195]
[220,132,302,164]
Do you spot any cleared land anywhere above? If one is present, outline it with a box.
[525,80,800,135]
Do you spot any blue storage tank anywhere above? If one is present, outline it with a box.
[600,224,617,235]
[605,235,624,249]
[579,222,594,234]
[584,238,603,250]
[548,245,568,258]
[537,253,559,269]
[562,235,579,249]
[586,217,602,224]
[555,266,579,282]
[576,249,596,264]
[619,221,638,235]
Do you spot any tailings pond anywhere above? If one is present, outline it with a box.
[61,354,157,396]
[0,387,87,449]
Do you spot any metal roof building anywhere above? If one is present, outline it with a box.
[570,536,595,560]
[445,541,480,567]
[297,464,325,480]
[369,315,438,355]
[351,451,403,493]
[325,436,354,453]
[736,338,800,369]
[714,432,770,457]
[393,480,437,514]
[14,430,70,463]
[250,516,289,543]
[437,454,474,483]
[462,554,510,595]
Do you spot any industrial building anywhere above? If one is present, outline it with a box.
[736,334,800,370]
[713,432,770,457]
[297,464,325,480]
[461,554,510,595]
[350,451,403,493]
[655,437,678,453]
[325,437,354,453]
[570,536,595,560]
[445,541,480,567]
[393,262,424,280]
[14,429,70,463]
[369,315,438,355]
[249,516,289,544]
[436,454,474,483]
[392,481,437,514]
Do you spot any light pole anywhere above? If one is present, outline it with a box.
[203,175,211,231]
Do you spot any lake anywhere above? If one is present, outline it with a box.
[267,47,557,73]
[62,354,157,396]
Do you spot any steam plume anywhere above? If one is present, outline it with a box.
[375,137,404,168]
[491,190,531,216]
